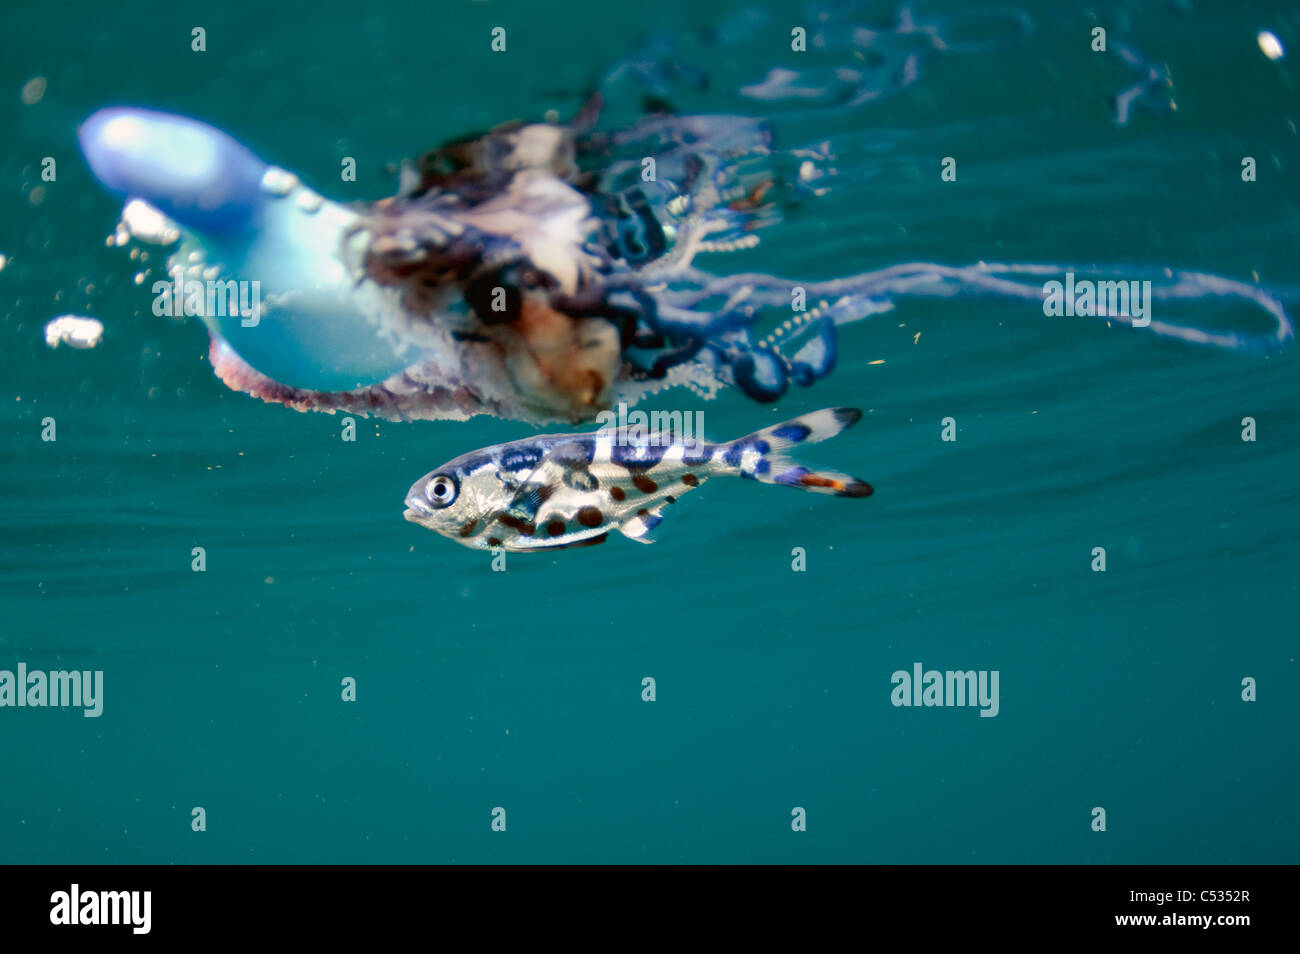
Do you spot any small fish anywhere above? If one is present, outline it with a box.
[403,407,872,551]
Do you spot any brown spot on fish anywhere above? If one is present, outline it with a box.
[681,473,699,486]
[458,519,479,538]
[632,475,658,494]
[577,505,603,527]
[609,486,626,502]
[487,536,503,547]
[497,513,536,536]
[637,508,650,517]
[546,520,566,536]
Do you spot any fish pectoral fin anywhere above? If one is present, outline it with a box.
[506,441,590,518]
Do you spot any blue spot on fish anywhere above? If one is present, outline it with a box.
[772,423,811,443]
[682,445,712,467]
[611,441,667,470]
[501,447,543,470]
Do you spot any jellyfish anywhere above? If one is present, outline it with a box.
[76,4,1293,426]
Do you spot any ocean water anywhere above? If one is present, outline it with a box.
[1,0,1297,864]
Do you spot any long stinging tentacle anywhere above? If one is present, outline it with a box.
[629,263,1295,352]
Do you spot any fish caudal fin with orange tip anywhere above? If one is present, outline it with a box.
[716,407,873,497]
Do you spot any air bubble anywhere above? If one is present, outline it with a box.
[261,166,300,196]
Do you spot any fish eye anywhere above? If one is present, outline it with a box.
[425,475,458,507]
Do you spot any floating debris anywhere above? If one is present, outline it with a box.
[44,315,104,350]
[1111,43,1176,126]
[20,76,47,106]
[113,198,181,247]
[1257,31,1285,61]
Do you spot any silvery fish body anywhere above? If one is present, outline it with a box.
[404,407,871,552]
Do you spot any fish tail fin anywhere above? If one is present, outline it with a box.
[719,407,873,498]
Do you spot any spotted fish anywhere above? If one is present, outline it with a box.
[403,407,871,551]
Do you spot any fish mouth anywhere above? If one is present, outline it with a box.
[403,501,431,523]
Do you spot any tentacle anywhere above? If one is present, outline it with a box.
[730,347,789,402]
[636,262,1294,356]
[601,256,1293,410]
[785,316,838,386]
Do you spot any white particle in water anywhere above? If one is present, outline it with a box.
[44,315,104,350]
[119,199,181,246]
[21,76,47,105]
[1258,31,1284,60]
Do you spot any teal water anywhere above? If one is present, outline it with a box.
[2,0,1298,863]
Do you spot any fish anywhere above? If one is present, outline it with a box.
[403,407,872,551]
